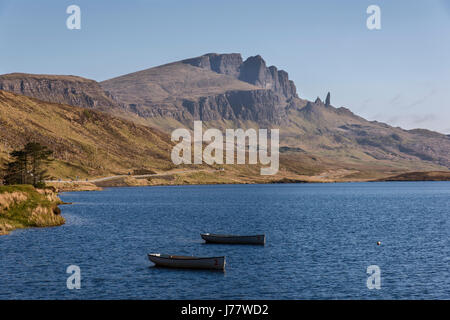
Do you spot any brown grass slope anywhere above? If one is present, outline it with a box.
[0,90,174,179]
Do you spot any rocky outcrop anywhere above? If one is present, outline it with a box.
[182,53,243,77]
[239,55,298,99]
[0,73,121,112]
[182,53,298,100]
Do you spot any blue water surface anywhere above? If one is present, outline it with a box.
[1,182,449,299]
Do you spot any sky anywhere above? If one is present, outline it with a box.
[0,0,449,134]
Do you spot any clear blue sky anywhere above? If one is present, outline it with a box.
[1,0,449,133]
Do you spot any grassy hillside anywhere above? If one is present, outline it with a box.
[0,90,175,179]
[0,185,64,235]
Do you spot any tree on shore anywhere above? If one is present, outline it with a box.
[3,142,53,187]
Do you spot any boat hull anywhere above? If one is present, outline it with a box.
[148,254,226,270]
[201,233,265,245]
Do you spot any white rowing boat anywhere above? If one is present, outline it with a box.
[148,253,226,270]
[201,233,266,245]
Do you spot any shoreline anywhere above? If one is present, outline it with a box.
[48,170,450,193]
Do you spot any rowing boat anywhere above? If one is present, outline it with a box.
[148,253,226,270]
[201,233,266,245]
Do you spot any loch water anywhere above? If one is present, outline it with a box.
[1,182,449,299]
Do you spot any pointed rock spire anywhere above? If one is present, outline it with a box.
[325,92,331,106]
[315,97,323,104]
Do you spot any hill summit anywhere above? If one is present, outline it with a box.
[181,53,298,99]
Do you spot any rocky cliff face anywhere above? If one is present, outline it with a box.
[182,53,298,100]
[122,89,286,124]
[239,55,298,99]
[181,89,286,123]
[0,73,122,112]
